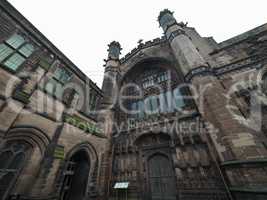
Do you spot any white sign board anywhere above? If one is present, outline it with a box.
[114,182,129,189]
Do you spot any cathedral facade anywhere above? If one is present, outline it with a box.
[0,1,267,200]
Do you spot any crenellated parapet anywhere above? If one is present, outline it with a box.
[120,36,167,64]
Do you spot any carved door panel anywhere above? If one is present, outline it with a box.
[148,154,176,200]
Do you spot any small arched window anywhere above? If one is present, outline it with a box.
[0,141,32,199]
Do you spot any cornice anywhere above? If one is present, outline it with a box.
[210,29,267,55]
[185,55,267,81]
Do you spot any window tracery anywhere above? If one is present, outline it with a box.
[0,140,32,199]
[121,64,185,120]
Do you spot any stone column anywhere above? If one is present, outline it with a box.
[98,41,121,199]
[98,41,121,139]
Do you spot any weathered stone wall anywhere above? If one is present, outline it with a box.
[0,1,106,200]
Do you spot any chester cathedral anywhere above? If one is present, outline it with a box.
[0,1,267,200]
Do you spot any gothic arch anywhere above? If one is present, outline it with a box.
[65,142,98,164]
[0,126,51,196]
[0,125,51,200]
[120,57,181,86]
[5,126,51,155]
[147,151,171,161]
[60,142,99,200]
[145,149,177,200]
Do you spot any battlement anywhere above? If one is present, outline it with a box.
[120,36,167,64]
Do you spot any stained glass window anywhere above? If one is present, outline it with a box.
[129,89,185,117]
[6,34,25,48]
[44,67,72,99]
[54,67,72,83]
[44,78,63,98]
[3,53,25,71]
[143,75,155,89]
[157,71,169,83]
[144,96,152,114]
[89,91,97,112]
[151,96,159,114]
[125,66,186,120]
[159,93,168,113]
[0,141,31,199]
[131,102,137,117]
[44,79,56,94]
[19,43,34,57]
[173,87,185,110]
[0,44,13,62]
[165,91,174,112]
[0,33,35,71]
[138,100,145,118]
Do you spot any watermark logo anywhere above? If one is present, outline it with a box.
[4,68,267,135]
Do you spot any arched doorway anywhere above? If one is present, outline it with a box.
[148,154,176,200]
[0,140,32,200]
[61,150,90,200]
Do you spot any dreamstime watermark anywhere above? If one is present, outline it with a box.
[3,69,267,135]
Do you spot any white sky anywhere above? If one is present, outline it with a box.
[8,0,267,88]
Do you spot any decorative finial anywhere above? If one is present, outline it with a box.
[107,41,122,60]
[158,9,177,30]
[138,39,143,45]
[158,9,174,22]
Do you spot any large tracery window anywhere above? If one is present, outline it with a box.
[44,66,72,99]
[121,62,186,120]
[142,70,170,89]
[0,140,32,199]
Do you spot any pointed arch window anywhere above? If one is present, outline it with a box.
[138,100,145,118]
[165,90,174,113]
[173,87,185,110]
[44,66,72,99]
[129,87,185,119]
[0,141,32,199]
[159,93,168,113]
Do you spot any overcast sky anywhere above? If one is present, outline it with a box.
[8,0,267,88]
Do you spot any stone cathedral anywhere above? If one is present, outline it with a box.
[0,1,267,200]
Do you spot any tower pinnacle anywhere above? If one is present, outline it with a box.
[158,9,177,32]
[158,9,208,77]
[107,41,122,60]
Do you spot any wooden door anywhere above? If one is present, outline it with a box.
[148,154,176,200]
